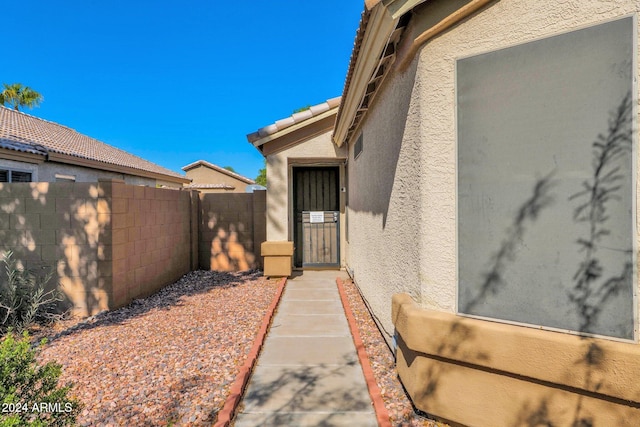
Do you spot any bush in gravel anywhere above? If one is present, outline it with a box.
[0,332,82,426]
[0,251,63,335]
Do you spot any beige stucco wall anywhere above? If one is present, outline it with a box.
[346,0,640,425]
[393,294,640,426]
[348,0,640,342]
[185,165,250,193]
[265,130,347,264]
[414,0,640,317]
[345,55,423,343]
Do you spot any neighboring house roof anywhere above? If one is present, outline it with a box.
[182,160,255,185]
[246,97,341,156]
[184,183,236,190]
[0,106,189,184]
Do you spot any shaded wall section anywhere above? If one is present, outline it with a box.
[106,180,198,310]
[0,179,198,317]
[198,191,266,272]
[0,181,266,317]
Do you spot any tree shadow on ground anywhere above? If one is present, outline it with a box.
[235,354,374,426]
[39,269,263,345]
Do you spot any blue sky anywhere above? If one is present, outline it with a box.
[4,1,363,180]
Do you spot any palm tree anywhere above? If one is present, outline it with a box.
[0,83,43,111]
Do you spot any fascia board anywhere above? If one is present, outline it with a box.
[333,5,396,147]
[383,0,428,19]
[47,152,190,184]
[251,108,338,148]
[0,149,45,164]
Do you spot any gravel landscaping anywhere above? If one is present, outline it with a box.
[340,278,450,427]
[31,270,448,427]
[35,270,280,427]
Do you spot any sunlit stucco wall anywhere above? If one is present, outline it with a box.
[413,0,640,321]
[380,0,640,425]
[0,157,183,188]
[345,51,423,344]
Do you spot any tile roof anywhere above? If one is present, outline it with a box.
[246,97,341,144]
[0,106,187,181]
[184,183,236,190]
[181,160,255,184]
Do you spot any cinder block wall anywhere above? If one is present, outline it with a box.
[199,190,266,271]
[1,180,114,316]
[0,181,264,317]
[0,180,198,317]
[106,180,198,310]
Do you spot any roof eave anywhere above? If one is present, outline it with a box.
[48,152,190,184]
[0,147,46,164]
[250,107,339,151]
[333,4,395,147]
[333,0,427,148]
[182,160,255,184]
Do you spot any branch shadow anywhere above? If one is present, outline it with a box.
[39,269,261,345]
[404,92,634,426]
[235,354,374,426]
[463,171,557,314]
[510,91,634,427]
[200,193,261,271]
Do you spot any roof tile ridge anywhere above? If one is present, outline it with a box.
[247,96,341,142]
[183,160,255,184]
[0,105,83,134]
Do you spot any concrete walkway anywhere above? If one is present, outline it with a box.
[233,270,377,426]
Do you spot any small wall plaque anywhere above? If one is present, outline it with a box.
[309,211,324,223]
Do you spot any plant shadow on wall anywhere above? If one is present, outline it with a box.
[462,170,557,314]
[0,183,75,318]
[201,193,260,272]
[57,184,112,317]
[507,91,634,427]
[399,172,554,422]
[407,92,635,426]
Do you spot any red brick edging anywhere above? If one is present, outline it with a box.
[214,276,288,427]
[336,277,392,427]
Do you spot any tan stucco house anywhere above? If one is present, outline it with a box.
[250,0,640,425]
[182,160,256,193]
[247,97,346,269]
[333,0,640,425]
[0,106,189,187]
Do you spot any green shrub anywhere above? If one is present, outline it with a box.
[0,251,63,335]
[0,332,81,426]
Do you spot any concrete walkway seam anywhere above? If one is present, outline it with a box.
[214,276,288,427]
[336,277,392,427]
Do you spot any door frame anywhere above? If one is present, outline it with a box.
[288,159,346,269]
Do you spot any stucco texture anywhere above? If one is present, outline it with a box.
[368,0,640,425]
[0,158,167,187]
[413,0,640,326]
[346,45,424,343]
[265,130,346,243]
